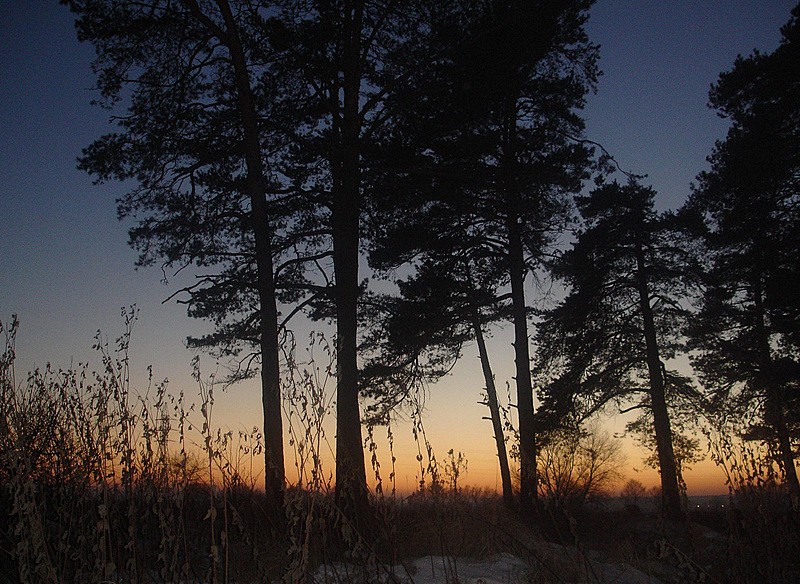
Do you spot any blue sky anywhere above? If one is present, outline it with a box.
[1,2,205,379]
[1,1,796,492]
[583,1,797,208]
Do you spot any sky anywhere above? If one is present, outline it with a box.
[1,0,796,496]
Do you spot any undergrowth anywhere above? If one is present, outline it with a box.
[2,313,798,583]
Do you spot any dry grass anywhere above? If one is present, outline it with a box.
[2,315,799,583]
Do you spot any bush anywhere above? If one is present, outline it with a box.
[537,425,624,514]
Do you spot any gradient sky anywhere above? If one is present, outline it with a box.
[1,1,796,495]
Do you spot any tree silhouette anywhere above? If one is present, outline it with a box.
[268,0,449,530]
[365,215,516,506]
[62,0,315,528]
[688,4,800,500]
[366,0,598,517]
[537,180,702,521]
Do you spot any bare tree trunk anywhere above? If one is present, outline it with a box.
[500,90,538,518]
[752,269,800,501]
[633,234,682,522]
[507,215,538,517]
[768,397,800,500]
[333,0,371,534]
[470,304,515,508]
[196,0,286,529]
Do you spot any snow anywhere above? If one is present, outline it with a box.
[310,551,664,583]
[392,554,529,584]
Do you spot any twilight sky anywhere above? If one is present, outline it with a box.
[0,1,796,494]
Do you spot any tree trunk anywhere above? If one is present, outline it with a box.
[209,0,285,529]
[507,213,538,516]
[633,234,683,521]
[752,269,800,501]
[500,90,538,517]
[333,0,371,534]
[471,303,515,509]
[768,397,800,501]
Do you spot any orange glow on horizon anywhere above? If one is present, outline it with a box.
[178,416,731,498]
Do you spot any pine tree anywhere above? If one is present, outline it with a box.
[537,180,702,521]
[688,4,800,500]
[62,0,320,528]
[366,0,599,516]
[365,212,516,506]
[268,0,447,530]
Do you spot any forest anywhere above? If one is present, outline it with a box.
[1,0,799,582]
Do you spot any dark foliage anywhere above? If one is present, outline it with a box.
[536,179,704,520]
[688,3,800,499]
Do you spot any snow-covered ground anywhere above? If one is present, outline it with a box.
[310,550,664,583]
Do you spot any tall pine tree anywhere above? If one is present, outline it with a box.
[62,0,323,528]
[268,0,445,529]
[688,4,800,500]
[537,180,702,521]
[367,0,598,516]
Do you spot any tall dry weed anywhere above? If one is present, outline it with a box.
[705,410,800,582]
[0,311,283,583]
